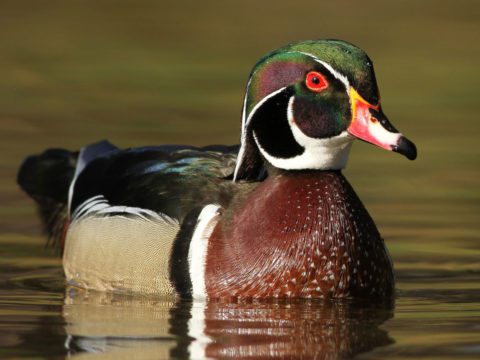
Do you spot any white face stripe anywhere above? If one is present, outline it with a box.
[253,96,354,171]
[234,51,352,180]
[240,77,252,134]
[239,52,349,133]
[188,204,221,299]
[244,86,288,127]
[233,86,287,181]
[237,77,252,158]
[296,51,351,90]
[253,130,353,171]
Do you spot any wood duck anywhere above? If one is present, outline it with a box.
[18,39,416,300]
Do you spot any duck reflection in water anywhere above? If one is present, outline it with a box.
[63,288,394,359]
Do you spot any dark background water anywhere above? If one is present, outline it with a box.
[0,0,479,358]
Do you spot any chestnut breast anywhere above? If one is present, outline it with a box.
[205,171,394,299]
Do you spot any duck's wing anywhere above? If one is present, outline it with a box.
[65,142,244,295]
[18,140,244,251]
[69,142,240,222]
[19,141,248,295]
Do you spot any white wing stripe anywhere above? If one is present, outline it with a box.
[188,204,221,299]
[72,195,164,221]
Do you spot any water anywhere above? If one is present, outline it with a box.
[1,268,478,359]
[1,0,479,358]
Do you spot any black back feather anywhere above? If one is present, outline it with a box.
[70,144,240,222]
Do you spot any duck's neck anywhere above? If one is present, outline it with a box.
[205,171,394,299]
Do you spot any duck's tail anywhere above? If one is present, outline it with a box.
[17,148,78,250]
[18,140,118,250]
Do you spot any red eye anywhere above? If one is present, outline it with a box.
[305,71,328,92]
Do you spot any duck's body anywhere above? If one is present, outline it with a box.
[205,170,393,299]
[18,39,416,299]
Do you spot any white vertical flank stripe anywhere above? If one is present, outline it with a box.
[188,204,221,299]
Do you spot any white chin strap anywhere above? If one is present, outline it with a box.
[254,96,354,171]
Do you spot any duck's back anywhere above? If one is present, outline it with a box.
[18,141,244,295]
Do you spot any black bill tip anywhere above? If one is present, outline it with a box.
[392,136,417,160]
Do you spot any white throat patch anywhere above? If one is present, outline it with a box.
[253,96,353,171]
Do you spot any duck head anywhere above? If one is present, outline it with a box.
[233,39,417,181]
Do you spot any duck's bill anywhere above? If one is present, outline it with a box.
[347,89,417,160]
